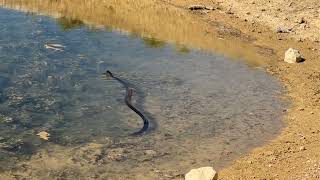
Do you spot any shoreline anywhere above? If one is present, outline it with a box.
[1,0,320,179]
[163,1,320,179]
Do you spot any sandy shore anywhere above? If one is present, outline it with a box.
[1,0,320,179]
[163,0,320,179]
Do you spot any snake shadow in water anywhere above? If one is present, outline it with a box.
[104,70,157,136]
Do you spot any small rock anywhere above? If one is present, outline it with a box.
[296,17,307,24]
[284,48,304,63]
[37,131,50,141]
[276,27,291,33]
[185,167,217,180]
[264,151,274,156]
[4,116,14,123]
[188,5,214,11]
[300,146,306,151]
[144,150,157,156]
[47,75,57,86]
[107,148,126,161]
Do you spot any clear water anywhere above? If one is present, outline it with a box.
[0,8,285,179]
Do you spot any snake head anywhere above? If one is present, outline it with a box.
[104,70,114,78]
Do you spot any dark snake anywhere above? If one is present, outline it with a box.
[104,70,149,136]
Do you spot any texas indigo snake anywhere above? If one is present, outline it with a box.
[104,70,149,136]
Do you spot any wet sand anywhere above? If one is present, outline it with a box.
[164,0,320,179]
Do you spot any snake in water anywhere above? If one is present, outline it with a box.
[104,70,149,136]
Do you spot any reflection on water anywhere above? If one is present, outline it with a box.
[57,17,84,31]
[0,0,276,67]
[142,37,166,49]
[0,3,286,180]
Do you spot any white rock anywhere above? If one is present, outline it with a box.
[299,146,306,151]
[185,167,217,180]
[284,48,304,63]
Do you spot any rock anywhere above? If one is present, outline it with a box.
[144,150,157,156]
[37,131,50,141]
[284,48,304,63]
[296,17,306,24]
[185,167,217,180]
[47,75,57,86]
[74,143,104,164]
[4,116,13,123]
[188,5,214,11]
[299,146,306,151]
[0,138,24,151]
[276,27,291,33]
[107,148,127,161]
[0,114,14,123]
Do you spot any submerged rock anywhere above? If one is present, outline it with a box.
[144,149,157,156]
[36,131,50,141]
[107,148,127,161]
[284,48,304,63]
[185,167,217,180]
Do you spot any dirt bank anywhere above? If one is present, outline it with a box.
[163,0,320,179]
[166,0,320,42]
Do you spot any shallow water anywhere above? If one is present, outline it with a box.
[0,7,285,179]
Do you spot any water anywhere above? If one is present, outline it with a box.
[0,7,285,179]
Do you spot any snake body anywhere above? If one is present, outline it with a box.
[105,70,149,136]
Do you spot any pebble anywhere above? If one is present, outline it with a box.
[296,17,307,24]
[185,167,218,180]
[4,117,13,123]
[299,146,306,151]
[188,5,214,11]
[144,150,157,156]
[276,27,291,33]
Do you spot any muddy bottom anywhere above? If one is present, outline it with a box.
[0,8,286,179]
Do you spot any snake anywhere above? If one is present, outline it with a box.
[104,70,149,136]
